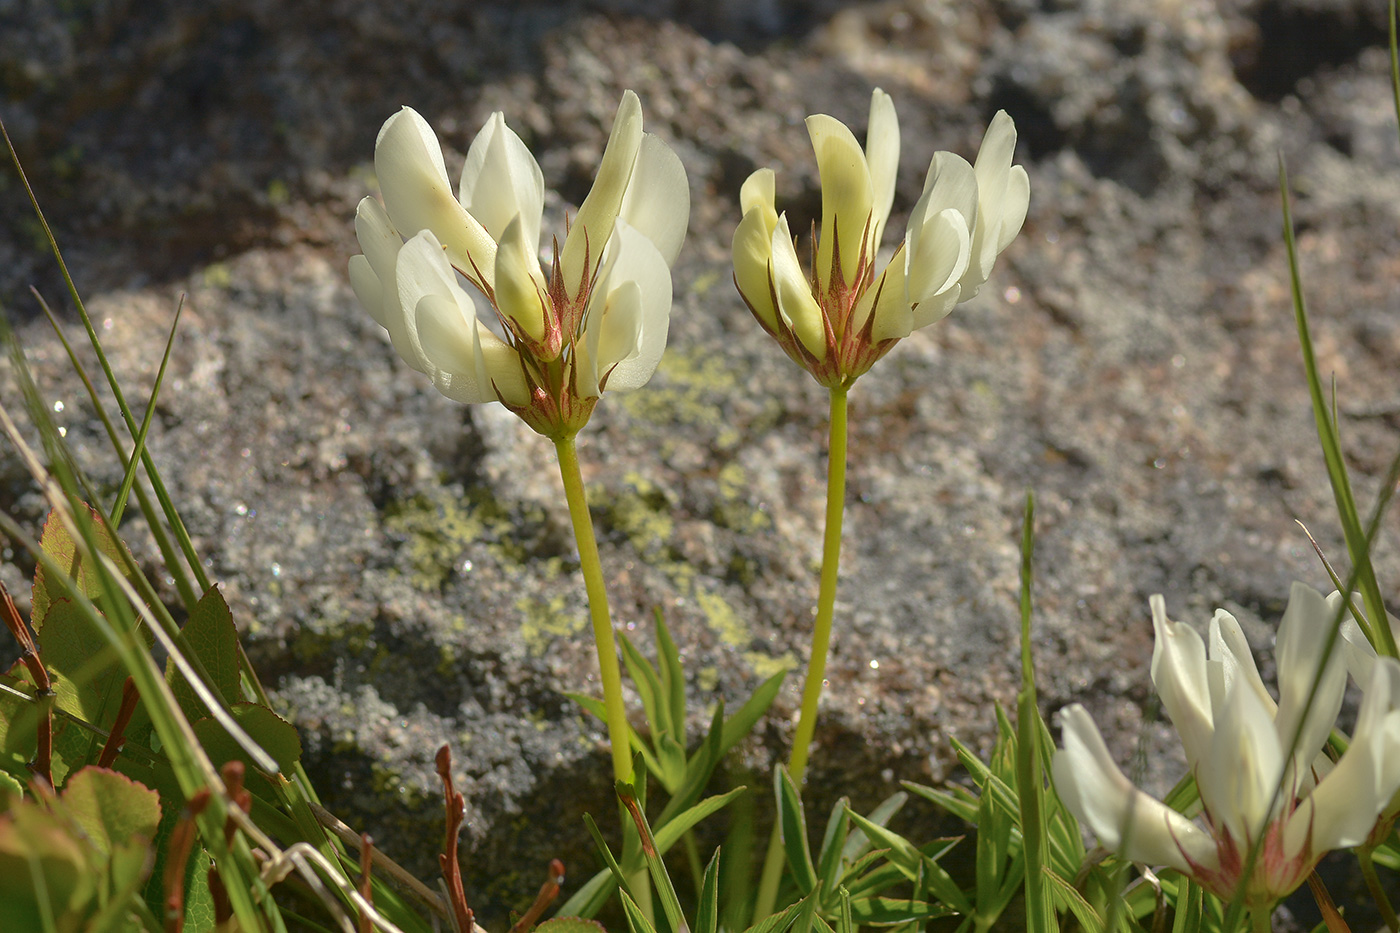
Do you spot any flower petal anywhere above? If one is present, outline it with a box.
[560,90,644,296]
[584,218,674,394]
[1150,595,1215,767]
[1273,582,1348,778]
[494,215,549,344]
[740,168,778,219]
[960,110,1029,298]
[771,213,827,359]
[1053,705,1215,874]
[1199,663,1284,846]
[862,245,912,343]
[459,111,545,252]
[904,207,969,331]
[375,107,497,288]
[393,229,476,375]
[733,205,779,331]
[620,133,690,266]
[415,293,525,405]
[1286,657,1400,855]
[864,88,900,252]
[807,113,874,291]
[1208,609,1276,718]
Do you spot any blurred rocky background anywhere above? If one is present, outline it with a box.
[2,0,1399,926]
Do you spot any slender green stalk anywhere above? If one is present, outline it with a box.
[754,385,849,921]
[1360,847,1400,933]
[554,433,634,785]
[1014,493,1055,933]
[1250,906,1272,933]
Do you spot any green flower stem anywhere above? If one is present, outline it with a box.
[1250,907,1272,933]
[554,433,633,786]
[1360,846,1400,933]
[754,385,849,921]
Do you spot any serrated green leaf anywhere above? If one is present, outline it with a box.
[191,703,300,777]
[0,802,95,929]
[167,586,242,724]
[60,766,161,858]
[180,848,216,933]
[775,767,816,895]
[31,506,134,633]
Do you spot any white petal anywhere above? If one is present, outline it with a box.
[1199,667,1284,846]
[1273,582,1348,777]
[620,133,690,266]
[1052,705,1216,874]
[740,168,777,218]
[904,207,970,330]
[1149,595,1215,767]
[493,215,549,343]
[349,255,387,327]
[375,107,497,287]
[1286,658,1400,855]
[459,111,545,252]
[393,230,471,374]
[354,196,402,282]
[863,246,912,343]
[415,294,494,403]
[807,113,874,291]
[585,218,674,394]
[910,151,978,260]
[560,90,644,296]
[960,111,1029,298]
[733,206,780,331]
[864,88,900,252]
[1208,610,1277,718]
[771,213,827,359]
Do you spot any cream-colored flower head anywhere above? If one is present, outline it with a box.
[1053,583,1400,909]
[732,90,1028,388]
[349,90,689,438]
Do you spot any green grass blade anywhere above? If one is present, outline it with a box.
[653,609,687,746]
[775,767,817,895]
[618,781,686,933]
[814,798,850,898]
[109,295,184,528]
[30,291,200,611]
[719,670,787,755]
[1278,156,1398,659]
[695,848,722,933]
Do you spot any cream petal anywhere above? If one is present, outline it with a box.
[493,215,549,344]
[354,196,402,282]
[863,245,913,343]
[864,88,900,252]
[1273,582,1348,775]
[459,111,545,252]
[375,107,497,288]
[414,293,495,403]
[588,220,673,393]
[1200,669,1284,846]
[771,213,827,359]
[960,111,1028,298]
[807,113,874,291]
[904,207,970,330]
[740,168,777,218]
[1208,610,1277,718]
[578,279,641,398]
[348,255,387,328]
[393,229,476,375]
[1150,596,1215,767]
[1286,658,1400,855]
[559,90,644,296]
[910,151,978,256]
[1053,705,1215,874]
[733,207,780,331]
[620,133,690,266]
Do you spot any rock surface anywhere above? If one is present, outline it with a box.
[3,0,1399,926]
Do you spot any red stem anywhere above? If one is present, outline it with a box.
[436,745,474,933]
[164,791,211,933]
[1,582,52,788]
[97,677,139,768]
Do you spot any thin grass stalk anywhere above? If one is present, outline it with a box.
[109,294,184,528]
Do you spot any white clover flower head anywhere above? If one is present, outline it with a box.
[1053,582,1400,909]
[349,90,689,439]
[732,90,1028,388]
[1332,589,1400,846]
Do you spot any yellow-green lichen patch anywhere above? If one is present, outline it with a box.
[616,349,743,449]
[590,472,675,555]
[712,462,772,534]
[695,590,748,648]
[382,485,548,592]
[518,595,585,656]
[744,651,799,680]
